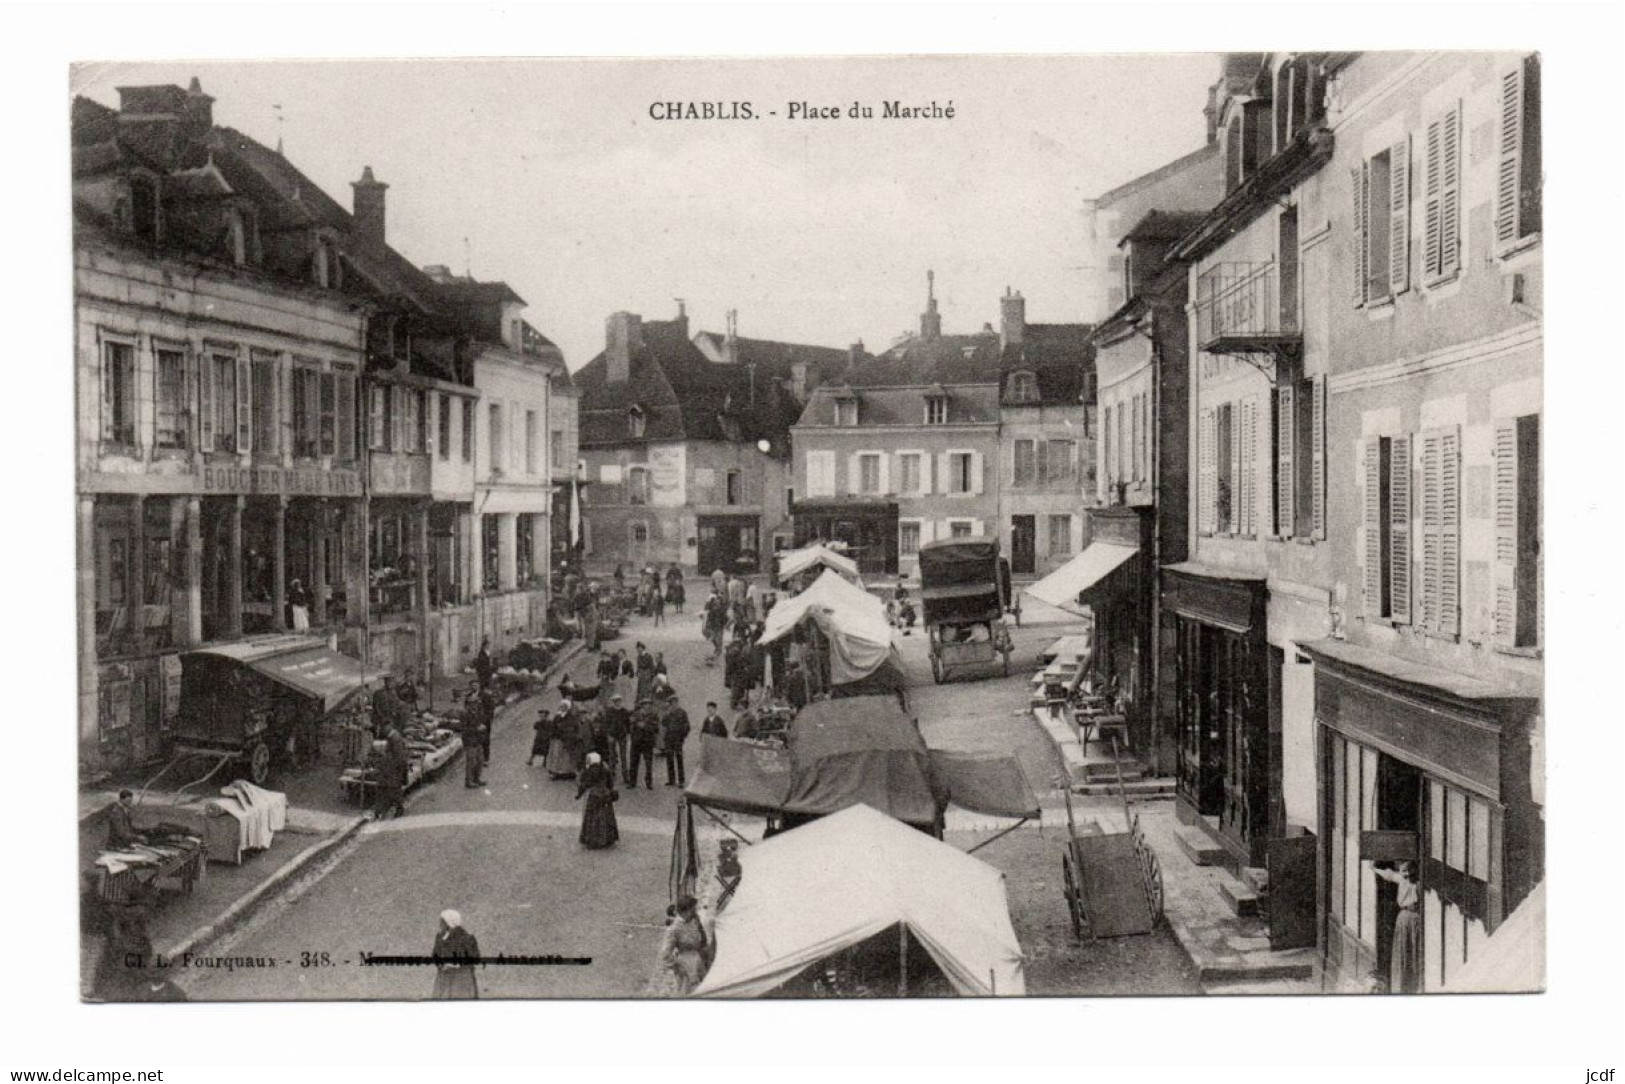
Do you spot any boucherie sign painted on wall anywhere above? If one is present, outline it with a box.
[202,465,361,496]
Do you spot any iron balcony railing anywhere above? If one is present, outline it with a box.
[1196,261,1301,352]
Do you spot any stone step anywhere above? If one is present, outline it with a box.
[1241,866,1271,896]
[1073,778,1176,798]
[1172,823,1228,867]
[1216,868,1262,918]
[1080,762,1147,783]
[1199,952,1317,987]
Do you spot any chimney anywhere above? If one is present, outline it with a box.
[181,77,214,140]
[1000,287,1026,350]
[606,312,643,385]
[789,361,809,404]
[920,270,942,341]
[351,166,388,247]
[724,309,740,365]
[673,299,689,338]
[848,339,865,368]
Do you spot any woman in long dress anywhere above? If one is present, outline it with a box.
[1376,861,1422,993]
[431,910,480,999]
[547,702,582,780]
[576,753,619,849]
[659,896,709,994]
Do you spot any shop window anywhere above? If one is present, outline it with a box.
[100,338,136,446]
[154,346,189,449]
[898,521,921,557]
[1325,734,1380,949]
[1048,514,1073,556]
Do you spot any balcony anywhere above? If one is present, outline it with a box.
[1196,261,1303,358]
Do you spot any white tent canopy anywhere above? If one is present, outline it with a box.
[776,543,862,586]
[1443,882,1545,993]
[759,568,897,685]
[1024,542,1137,615]
[694,804,1026,997]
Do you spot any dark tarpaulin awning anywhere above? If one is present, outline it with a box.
[929,751,1041,820]
[686,736,793,816]
[247,644,383,714]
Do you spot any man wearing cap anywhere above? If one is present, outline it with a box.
[601,692,632,771]
[627,698,661,789]
[431,910,480,999]
[699,702,729,739]
[659,697,691,788]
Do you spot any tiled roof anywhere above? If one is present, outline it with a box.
[1000,323,1095,406]
[848,331,1003,387]
[691,330,853,387]
[1119,210,1209,246]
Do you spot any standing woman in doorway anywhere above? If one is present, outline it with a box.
[1375,861,1422,994]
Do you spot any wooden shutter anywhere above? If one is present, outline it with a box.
[1389,136,1411,294]
[878,452,890,495]
[1351,165,1368,305]
[1495,63,1525,246]
[98,340,116,441]
[846,453,860,496]
[1440,104,1461,277]
[336,372,355,460]
[1240,398,1257,536]
[1389,434,1412,624]
[1419,432,1441,631]
[1423,117,1443,278]
[199,352,214,451]
[1226,404,1241,535]
[1311,375,1327,539]
[1276,383,1295,537]
[971,451,985,495]
[1492,419,1519,646]
[236,354,252,454]
[1439,426,1461,636]
[1363,439,1383,616]
[1199,408,1216,535]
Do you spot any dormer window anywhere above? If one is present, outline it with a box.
[1007,371,1039,405]
[129,175,160,244]
[225,207,248,266]
[834,397,858,427]
[312,236,340,288]
[628,405,646,439]
[924,395,948,426]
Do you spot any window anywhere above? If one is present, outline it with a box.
[1215,402,1234,533]
[369,386,390,451]
[834,398,858,427]
[947,451,975,495]
[416,390,429,454]
[1422,101,1463,282]
[1493,414,1541,651]
[1007,371,1038,404]
[897,452,923,495]
[726,469,741,505]
[628,466,650,506]
[1048,514,1073,556]
[225,207,254,266]
[1494,55,1541,251]
[1115,404,1126,487]
[312,237,340,288]
[550,429,564,473]
[100,339,136,445]
[516,514,534,584]
[130,176,159,243]
[317,371,336,457]
[1272,376,1326,539]
[335,369,356,461]
[1013,439,1037,487]
[632,523,650,544]
[481,515,500,592]
[438,394,452,460]
[1047,439,1076,484]
[525,410,538,474]
[461,399,474,462]
[1427,781,1493,882]
[1417,426,1461,637]
[899,521,921,556]
[154,345,188,449]
[1103,405,1114,485]
[1130,396,1142,480]
[806,451,836,498]
[488,404,503,471]
[291,364,319,458]
[209,352,239,452]
[949,520,974,539]
[1362,434,1411,622]
[628,405,646,439]
[1352,138,1411,305]
[857,454,881,494]
[924,396,948,425]
[1279,205,1300,330]
[400,389,424,454]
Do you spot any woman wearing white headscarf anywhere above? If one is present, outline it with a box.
[431,910,480,999]
[575,752,619,849]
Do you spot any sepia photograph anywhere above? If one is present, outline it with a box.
[64,46,1554,1007]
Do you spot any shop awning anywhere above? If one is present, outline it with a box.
[686,736,792,815]
[929,751,1040,819]
[1025,542,1138,615]
[219,641,384,713]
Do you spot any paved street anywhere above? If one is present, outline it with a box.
[180,582,1194,999]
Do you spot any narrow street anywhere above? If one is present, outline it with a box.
[181,585,1195,999]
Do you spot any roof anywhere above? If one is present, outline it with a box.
[855,330,1003,386]
[694,804,1026,998]
[1094,142,1220,207]
[576,318,803,449]
[691,330,852,388]
[1120,209,1210,247]
[999,322,1094,405]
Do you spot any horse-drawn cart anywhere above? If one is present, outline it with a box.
[917,538,1014,684]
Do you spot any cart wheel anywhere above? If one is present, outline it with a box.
[248,741,272,786]
[1062,852,1084,940]
[930,654,944,684]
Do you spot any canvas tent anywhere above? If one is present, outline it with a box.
[1025,542,1137,617]
[776,543,862,586]
[693,804,1026,997]
[1443,882,1545,993]
[759,568,899,686]
[684,695,1039,829]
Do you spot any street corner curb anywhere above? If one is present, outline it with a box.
[161,813,368,962]
[1029,708,1089,788]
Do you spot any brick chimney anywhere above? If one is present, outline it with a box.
[1000,287,1026,350]
[672,299,689,339]
[350,166,388,247]
[724,309,740,365]
[606,312,643,385]
[848,339,865,367]
[182,77,214,140]
[920,270,942,341]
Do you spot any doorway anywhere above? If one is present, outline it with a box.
[1010,515,1036,575]
[1374,755,1422,991]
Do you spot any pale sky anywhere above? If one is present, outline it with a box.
[71,55,1219,368]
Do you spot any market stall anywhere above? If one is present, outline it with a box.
[90,826,207,905]
[338,715,463,806]
[775,543,863,589]
[693,804,1026,998]
[758,568,903,698]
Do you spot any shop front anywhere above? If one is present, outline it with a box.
[1162,562,1272,871]
[792,500,899,577]
[1301,639,1541,993]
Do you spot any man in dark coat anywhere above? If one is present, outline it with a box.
[106,790,140,849]
[600,693,632,771]
[375,724,408,819]
[462,698,489,788]
[660,699,691,787]
[627,699,661,789]
[699,702,729,739]
[634,642,656,703]
[370,676,405,737]
[474,639,495,689]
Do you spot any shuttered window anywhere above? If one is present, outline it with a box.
[1388,434,1412,623]
[1198,408,1217,535]
[1363,438,1389,618]
[235,354,253,454]
[100,338,137,445]
[1418,426,1461,637]
[1494,55,1542,251]
[1350,166,1368,306]
[1353,141,1411,303]
[1388,136,1411,296]
[1216,403,1235,534]
[335,370,355,461]
[1238,398,1258,536]
[1423,102,1463,281]
[1274,383,1294,536]
[1311,374,1327,539]
[1493,415,1541,650]
[1362,434,1411,621]
[1013,439,1037,487]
